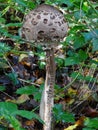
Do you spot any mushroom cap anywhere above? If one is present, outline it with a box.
[21,4,68,45]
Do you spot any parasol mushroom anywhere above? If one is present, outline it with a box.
[20,4,68,130]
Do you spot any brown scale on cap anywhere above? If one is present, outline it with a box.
[21,4,68,45]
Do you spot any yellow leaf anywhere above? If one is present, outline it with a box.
[64,116,85,130]
[68,88,77,97]
[16,94,30,104]
[64,124,77,130]
[19,54,28,62]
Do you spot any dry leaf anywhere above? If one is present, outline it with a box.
[16,94,30,104]
[64,116,85,130]
[35,77,44,85]
[19,54,28,62]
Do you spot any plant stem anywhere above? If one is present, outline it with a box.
[40,47,56,130]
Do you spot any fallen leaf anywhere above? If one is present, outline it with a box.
[19,54,28,62]
[16,94,30,104]
[35,77,44,85]
[64,116,85,130]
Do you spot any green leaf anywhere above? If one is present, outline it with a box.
[0,102,18,116]
[70,72,95,82]
[60,112,75,123]
[71,72,83,80]
[74,35,86,49]
[16,85,38,95]
[16,85,41,101]
[0,43,11,56]
[78,50,88,61]
[15,110,34,119]
[6,72,19,85]
[64,50,88,66]
[83,32,92,42]
[59,0,73,7]
[84,118,98,129]
[82,2,89,12]
[0,17,6,24]
[39,61,45,69]
[55,57,64,67]
[53,104,63,114]
[0,126,7,130]
[15,110,43,123]
[12,0,27,7]
[74,11,85,20]
[0,86,6,91]
[83,128,94,130]
[64,56,79,66]
[0,102,24,129]
[83,29,98,42]
[70,25,85,34]
[6,115,22,130]
[46,0,73,7]
[0,102,42,128]
[5,23,22,27]
[34,93,41,101]
[53,104,75,123]
[92,38,98,51]
[12,0,36,9]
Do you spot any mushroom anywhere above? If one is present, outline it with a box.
[21,4,68,130]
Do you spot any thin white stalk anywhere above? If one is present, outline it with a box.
[40,48,55,130]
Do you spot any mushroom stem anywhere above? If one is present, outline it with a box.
[40,47,56,130]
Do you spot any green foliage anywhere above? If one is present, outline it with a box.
[16,85,42,101]
[12,0,35,9]
[55,57,64,67]
[0,43,11,57]
[0,102,23,130]
[53,104,75,123]
[0,58,8,69]
[15,110,43,123]
[0,86,6,91]
[92,38,98,51]
[16,85,37,95]
[64,50,88,66]
[83,118,98,130]
[0,126,7,130]
[71,72,96,82]
[37,51,46,69]
[6,72,19,85]
[0,0,37,41]
[0,102,42,129]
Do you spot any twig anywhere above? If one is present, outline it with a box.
[0,91,15,100]
[63,72,80,90]
[18,78,40,87]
